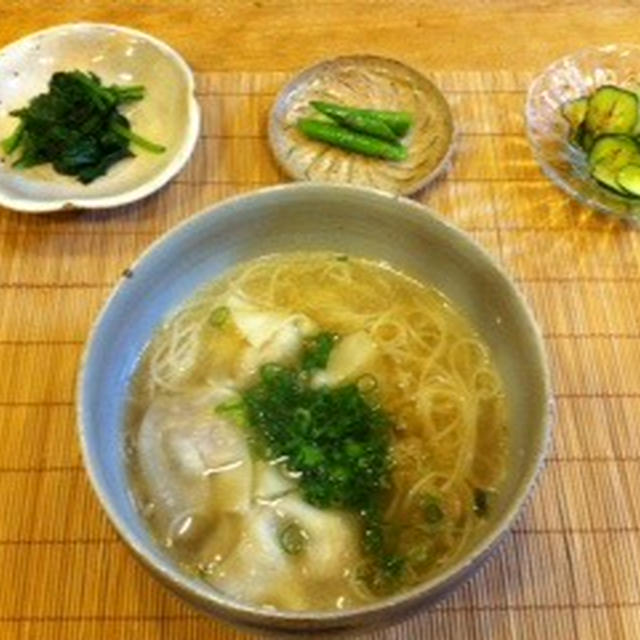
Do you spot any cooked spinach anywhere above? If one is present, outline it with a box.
[1,70,165,183]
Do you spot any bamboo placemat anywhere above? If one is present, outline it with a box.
[1,70,639,640]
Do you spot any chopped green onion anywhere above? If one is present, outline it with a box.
[293,407,312,429]
[278,521,307,555]
[301,331,338,372]
[241,360,393,572]
[407,544,433,568]
[473,488,490,517]
[214,399,247,427]
[356,373,378,394]
[421,494,444,525]
[260,362,286,382]
[209,305,229,328]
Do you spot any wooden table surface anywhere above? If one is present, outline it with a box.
[1,2,640,640]
[2,0,640,72]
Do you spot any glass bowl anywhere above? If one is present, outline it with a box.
[526,44,640,225]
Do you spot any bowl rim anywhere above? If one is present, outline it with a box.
[525,42,640,224]
[267,53,457,196]
[0,21,201,214]
[76,182,554,629]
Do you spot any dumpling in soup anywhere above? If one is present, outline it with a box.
[137,387,252,544]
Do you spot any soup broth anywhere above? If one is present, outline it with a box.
[126,252,507,611]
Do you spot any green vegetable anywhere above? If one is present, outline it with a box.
[356,373,378,394]
[240,361,397,572]
[588,134,640,169]
[581,127,595,152]
[585,85,638,136]
[1,121,25,155]
[300,331,338,371]
[214,398,248,427]
[473,488,490,517]
[421,493,444,525]
[561,97,588,131]
[339,112,399,141]
[311,102,399,142]
[297,118,408,161]
[109,120,166,154]
[560,85,640,198]
[588,134,640,195]
[615,163,640,197]
[278,521,307,555]
[1,70,165,184]
[310,101,413,137]
[209,306,230,328]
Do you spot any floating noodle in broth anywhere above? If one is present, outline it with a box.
[126,252,507,611]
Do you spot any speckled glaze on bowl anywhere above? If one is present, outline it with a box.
[269,55,455,195]
[526,43,640,225]
[77,183,552,635]
[0,23,200,213]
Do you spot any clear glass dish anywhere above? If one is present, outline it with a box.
[526,44,640,225]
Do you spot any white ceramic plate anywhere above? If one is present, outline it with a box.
[0,23,200,213]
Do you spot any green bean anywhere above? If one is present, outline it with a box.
[329,111,399,142]
[297,118,408,161]
[310,101,413,137]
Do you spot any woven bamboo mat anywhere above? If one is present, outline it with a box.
[1,70,639,640]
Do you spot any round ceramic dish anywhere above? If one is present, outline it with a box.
[526,43,640,225]
[269,55,454,195]
[77,183,552,635]
[0,22,200,213]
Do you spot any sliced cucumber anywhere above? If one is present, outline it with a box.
[585,85,638,135]
[616,163,640,197]
[591,162,627,194]
[558,85,640,199]
[569,123,596,151]
[569,122,585,148]
[561,97,588,130]
[588,134,640,169]
[582,129,595,152]
[588,135,640,195]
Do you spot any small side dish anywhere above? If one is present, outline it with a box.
[562,84,640,197]
[269,55,454,195]
[0,23,200,213]
[525,43,640,223]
